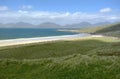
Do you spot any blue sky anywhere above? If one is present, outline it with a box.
[0,0,120,24]
[0,0,120,12]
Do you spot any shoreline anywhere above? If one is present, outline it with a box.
[0,34,103,47]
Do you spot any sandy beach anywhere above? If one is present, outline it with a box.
[0,34,103,47]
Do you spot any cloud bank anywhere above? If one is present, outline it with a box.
[0,6,8,11]
[0,6,120,25]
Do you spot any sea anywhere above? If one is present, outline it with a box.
[0,28,79,40]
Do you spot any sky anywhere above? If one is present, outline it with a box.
[0,0,120,25]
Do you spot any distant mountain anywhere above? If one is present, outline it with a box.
[64,22,112,28]
[93,22,112,26]
[14,22,34,28]
[37,22,61,28]
[0,23,3,27]
[0,21,112,28]
[0,23,15,28]
[0,22,34,28]
[64,22,92,28]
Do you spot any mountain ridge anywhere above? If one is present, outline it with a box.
[0,21,113,28]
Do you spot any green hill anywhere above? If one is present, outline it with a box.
[77,23,120,37]
[0,37,120,79]
[94,23,120,37]
[95,23,120,32]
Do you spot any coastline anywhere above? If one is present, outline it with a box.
[0,34,104,47]
[57,29,80,33]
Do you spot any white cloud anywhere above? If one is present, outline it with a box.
[0,6,8,11]
[100,8,112,13]
[18,10,28,14]
[0,10,119,24]
[20,5,33,10]
[109,16,118,20]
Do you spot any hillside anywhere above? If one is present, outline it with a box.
[37,22,62,28]
[94,23,120,37]
[77,23,120,37]
[0,37,120,79]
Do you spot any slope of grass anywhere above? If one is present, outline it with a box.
[77,23,120,37]
[94,23,120,37]
[0,55,120,79]
[0,37,120,79]
[95,23,120,33]
[76,26,106,33]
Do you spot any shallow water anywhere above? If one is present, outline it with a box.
[0,28,78,40]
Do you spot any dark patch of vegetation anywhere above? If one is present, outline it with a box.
[95,23,120,33]
[98,52,120,56]
[94,23,120,37]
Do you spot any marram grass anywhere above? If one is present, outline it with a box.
[0,55,120,79]
[0,37,120,79]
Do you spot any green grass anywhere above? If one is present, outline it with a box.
[0,37,120,79]
[0,37,119,59]
[0,55,120,79]
[95,23,120,33]
[77,22,120,37]
[94,23,120,37]
[76,26,106,33]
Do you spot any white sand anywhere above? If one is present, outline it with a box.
[0,34,103,47]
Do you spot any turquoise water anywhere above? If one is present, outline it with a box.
[0,28,77,40]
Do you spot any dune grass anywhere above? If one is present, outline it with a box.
[0,37,120,79]
[0,55,120,79]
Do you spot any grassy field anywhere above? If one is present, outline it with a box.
[0,37,120,79]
